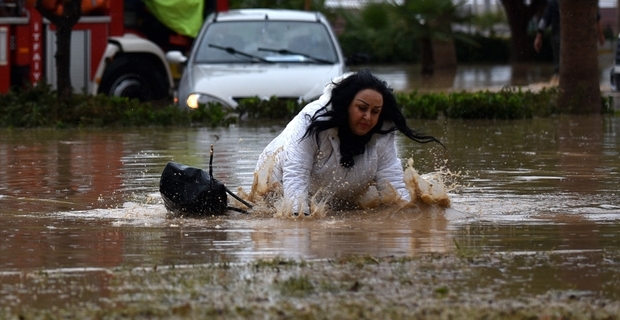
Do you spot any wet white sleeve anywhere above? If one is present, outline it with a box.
[281,114,316,214]
[375,133,411,202]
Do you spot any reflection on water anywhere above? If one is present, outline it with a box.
[357,58,613,92]
[1,114,620,313]
[357,63,556,92]
[1,63,619,315]
[1,115,619,272]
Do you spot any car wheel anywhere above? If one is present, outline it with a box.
[99,55,167,101]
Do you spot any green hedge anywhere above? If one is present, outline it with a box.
[398,87,563,119]
[0,83,614,128]
[0,83,236,128]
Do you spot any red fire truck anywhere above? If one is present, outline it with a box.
[0,0,227,101]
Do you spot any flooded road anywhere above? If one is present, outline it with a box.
[356,54,614,92]
[359,63,559,92]
[2,56,620,315]
[1,115,619,270]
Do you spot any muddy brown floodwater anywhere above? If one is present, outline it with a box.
[1,107,620,316]
[0,116,620,316]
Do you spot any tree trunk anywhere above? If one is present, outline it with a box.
[35,0,82,107]
[431,15,457,71]
[420,36,434,75]
[499,0,547,62]
[558,0,600,114]
[55,24,73,102]
[502,0,533,61]
[432,38,457,71]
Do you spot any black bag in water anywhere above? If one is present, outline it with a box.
[159,162,228,216]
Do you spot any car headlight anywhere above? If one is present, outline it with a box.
[186,93,231,109]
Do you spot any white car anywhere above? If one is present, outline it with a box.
[166,9,347,110]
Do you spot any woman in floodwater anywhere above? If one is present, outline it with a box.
[249,69,444,216]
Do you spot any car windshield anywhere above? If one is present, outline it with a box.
[193,20,338,64]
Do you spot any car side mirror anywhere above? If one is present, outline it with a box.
[166,51,188,65]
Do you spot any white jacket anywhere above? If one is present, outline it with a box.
[255,80,411,213]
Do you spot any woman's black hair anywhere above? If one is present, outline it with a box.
[302,68,442,167]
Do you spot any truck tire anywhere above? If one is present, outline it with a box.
[99,55,168,101]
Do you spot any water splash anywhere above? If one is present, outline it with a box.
[404,158,453,208]
[244,154,453,218]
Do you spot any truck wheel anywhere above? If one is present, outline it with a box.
[99,56,167,101]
